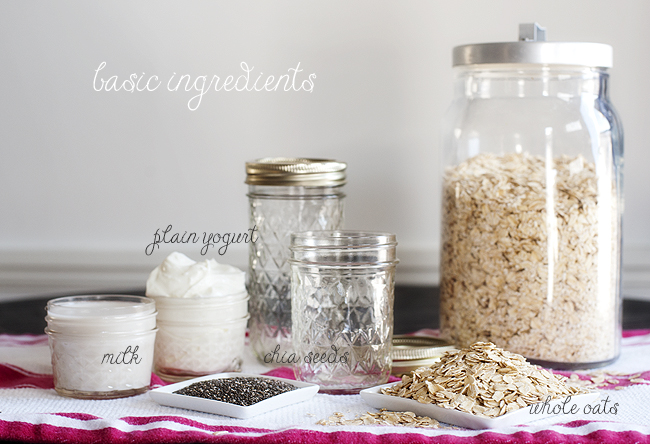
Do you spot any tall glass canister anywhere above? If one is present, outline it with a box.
[246,158,346,364]
[440,24,623,369]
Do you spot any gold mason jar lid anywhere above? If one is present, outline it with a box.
[245,158,347,186]
[391,335,457,377]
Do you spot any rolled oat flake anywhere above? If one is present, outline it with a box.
[440,23,623,368]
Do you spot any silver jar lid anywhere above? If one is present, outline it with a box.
[245,157,347,186]
[453,23,612,68]
[391,335,456,377]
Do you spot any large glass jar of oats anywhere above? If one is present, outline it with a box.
[246,158,346,365]
[440,24,623,369]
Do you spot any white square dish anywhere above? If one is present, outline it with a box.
[360,383,599,429]
[149,372,320,419]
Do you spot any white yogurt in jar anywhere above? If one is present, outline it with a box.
[146,251,245,298]
[146,252,249,381]
[45,295,157,399]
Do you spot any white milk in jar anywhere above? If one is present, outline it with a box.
[45,295,157,399]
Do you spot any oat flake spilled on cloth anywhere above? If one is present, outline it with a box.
[382,342,589,418]
[317,409,440,428]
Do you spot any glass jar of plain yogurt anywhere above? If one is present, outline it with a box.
[146,252,249,382]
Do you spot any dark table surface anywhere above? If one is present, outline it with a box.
[1,286,650,335]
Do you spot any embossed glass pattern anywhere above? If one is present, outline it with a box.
[49,332,156,398]
[154,317,248,381]
[45,295,157,399]
[290,231,398,393]
[247,184,345,363]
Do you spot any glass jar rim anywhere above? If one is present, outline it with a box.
[156,314,250,327]
[45,311,157,325]
[46,295,156,319]
[148,291,248,303]
[290,231,398,266]
[45,326,158,337]
[290,230,396,249]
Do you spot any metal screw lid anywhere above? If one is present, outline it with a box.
[453,22,612,68]
[392,335,456,361]
[245,157,347,186]
[391,335,456,376]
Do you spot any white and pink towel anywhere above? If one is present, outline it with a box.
[1,331,650,443]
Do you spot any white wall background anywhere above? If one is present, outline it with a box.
[1,0,649,300]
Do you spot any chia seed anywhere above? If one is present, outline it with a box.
[174,377,297,406]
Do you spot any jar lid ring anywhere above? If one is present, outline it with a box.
[245,158,347,186]
[453,22,612,68]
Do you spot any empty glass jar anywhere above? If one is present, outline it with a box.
[246,158,346,364]
[440,24,623,368]
[290,231,398,393]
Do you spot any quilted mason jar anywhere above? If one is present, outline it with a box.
[246,158,346,364]
[150,292,249,382]
[45,295,157,399]
[290,231,398,393]
[440,24,623,369]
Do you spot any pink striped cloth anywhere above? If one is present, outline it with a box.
[2,332,650,444]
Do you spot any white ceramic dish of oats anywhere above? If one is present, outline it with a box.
[360,384,599,429]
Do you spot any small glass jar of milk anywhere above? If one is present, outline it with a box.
[45,295,158,399]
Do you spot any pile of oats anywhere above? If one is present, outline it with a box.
[317,410,439,428]
[440,152,619,363]
[381,342,588,418]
